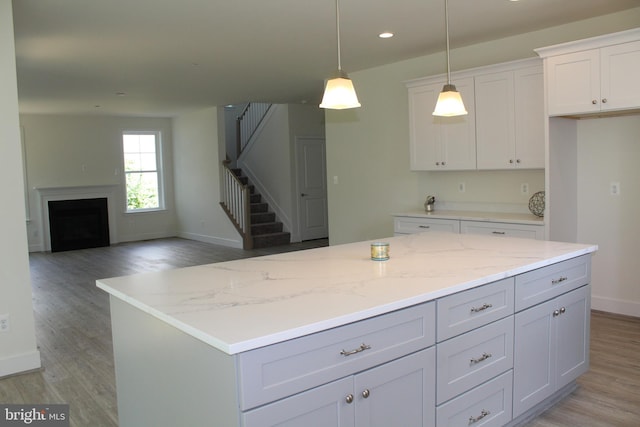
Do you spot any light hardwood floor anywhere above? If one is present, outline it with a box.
[1,238,638,426]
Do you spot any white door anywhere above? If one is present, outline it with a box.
[296,137,328,241]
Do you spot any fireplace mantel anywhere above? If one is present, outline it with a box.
[37,185,119,252]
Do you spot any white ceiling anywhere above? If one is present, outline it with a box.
[11,0,640,117]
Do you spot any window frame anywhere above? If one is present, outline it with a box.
[121,130,165,213]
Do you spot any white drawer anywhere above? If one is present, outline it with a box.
[436,370,513,427]
[237,301,436,410]
[437,278,514,341]
[394,217,460,235]
[460,220,544,240]
[515,254,591,311]
[436,317,514,404]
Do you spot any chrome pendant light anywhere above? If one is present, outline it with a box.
[320,0,361,109]
[433,0,467,117]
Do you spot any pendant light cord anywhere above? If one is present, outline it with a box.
[445,0,451,85]
[336,0,342,71]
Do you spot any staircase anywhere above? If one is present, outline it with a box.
[232,168,291,249]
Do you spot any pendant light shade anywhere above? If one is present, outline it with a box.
[320,0,361,109]
[433,0,467,117]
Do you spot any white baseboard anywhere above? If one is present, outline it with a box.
[592,295,640,318]
[177,232,242,249]
[0,350,41,379]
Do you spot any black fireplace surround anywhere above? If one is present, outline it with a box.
[48,198,110,252]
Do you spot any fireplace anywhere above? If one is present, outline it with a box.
[48,198,110,252]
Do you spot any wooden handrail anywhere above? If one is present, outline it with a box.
[220,161,252,249]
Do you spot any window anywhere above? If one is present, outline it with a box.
[122,131,163,212]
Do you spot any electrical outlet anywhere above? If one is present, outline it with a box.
[610,182,621,196]
[521,183,529,195]
[458,182,466,193]
[0,314,9,332]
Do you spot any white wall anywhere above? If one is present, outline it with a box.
[19,114,176,251]
[577,116,640,316]
[0,0,41,377]
[173,106,241,247]
[325,8,640,245]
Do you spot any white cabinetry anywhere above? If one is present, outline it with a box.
[538,29,640,116]
[475,66,544,169]
[460,220,544,240]
[407,58,544,171]
[512,255,591,418]
[394,215,544,240]
[408,78,476,170]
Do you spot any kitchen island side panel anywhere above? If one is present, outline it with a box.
[110,296,241,427]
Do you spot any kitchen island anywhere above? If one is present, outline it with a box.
[97,232,597,427]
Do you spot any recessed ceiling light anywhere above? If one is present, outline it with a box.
[379,32,394,39]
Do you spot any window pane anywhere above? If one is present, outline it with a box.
[139,135,156,152]
[123,135,140,153]
[124,153,141,171]
[126,172,159,210]
[140,152,157,170]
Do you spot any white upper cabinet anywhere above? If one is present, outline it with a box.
[538,29,640,116]
[408,78,476,171]
[407,58,543,171]
[475,65,545,170]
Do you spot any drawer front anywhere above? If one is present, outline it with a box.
[237,301,436,410]
[460,220,543,240]
[436,370,513,427]
[394,217,460,235]
[437,278,514,341]
[436,317,514,404]
[515,254,591,311]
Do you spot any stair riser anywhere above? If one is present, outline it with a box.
[253,232,291,249]
[251,222,283,235]
[251,212,276,224]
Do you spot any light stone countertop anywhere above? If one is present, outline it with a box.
[393,210,544,225]
[96,232,595,355]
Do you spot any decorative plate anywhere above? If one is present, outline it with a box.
[528,191,545,217]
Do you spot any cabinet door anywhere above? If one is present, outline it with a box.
[439,78,476,171]
[408,79,476,171]
[514,66,545,169]
[513,298,556,418]
[354,347,435,427]
[475,71,515,170]
[409,83,442,170]
[241,377,355,427]
[546,49,600,116]
[555,285,590,390]
[600,40,640,112]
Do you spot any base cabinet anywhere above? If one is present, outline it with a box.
[242,347,436,427]
[513,284,591,417]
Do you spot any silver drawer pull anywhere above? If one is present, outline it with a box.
[340,343,371,357]
[551,276,568,285]
[492,231,506,235]
[469,409,490,424]
[418,225,430,229]
[470,352,492,365]
[470,303,493,313]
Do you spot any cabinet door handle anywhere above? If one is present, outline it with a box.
[553,309,561,317]
[469,409,490,424]
[560,306,566,314]
[418,225,430,229]
[516,159,521,164]
[470,303,493,313]
[551,276,568,285]
[492,231,506,235]
[602,98,608,104]
[592,99,598,105]
[340,343,371,357]
[470,352,492,365]
[509,159,514,164]
[345,394,354,404]
[361,389,370,399]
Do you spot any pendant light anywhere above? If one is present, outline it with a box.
[433,0,467,117]
[320,0,361,109]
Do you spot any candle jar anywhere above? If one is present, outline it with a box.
[371,242,390,261]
